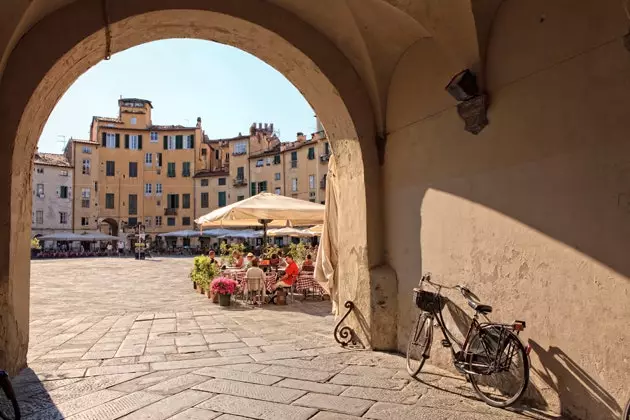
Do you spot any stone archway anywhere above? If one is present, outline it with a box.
[0,1,391,374]
[99,218,119,238]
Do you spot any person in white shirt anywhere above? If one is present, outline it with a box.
[245,258,266,303]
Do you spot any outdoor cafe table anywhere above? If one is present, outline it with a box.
[295,273,327,296]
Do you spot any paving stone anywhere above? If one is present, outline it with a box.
[259,365,334,382]
[260,344,298,352]
[65,391,163,420]
[36,368,86,380]
[214,415,254,420]
[177,345,208,353]
[58,360,101,370]
[166,407,221,420]
[166,350,220,361]
[152,355,252,371]
[363,402,508,420]
[90,343,121,351]
[116,344,146,357]
[242,337,270,347]
[25,389,125,420]
[329,374,408,390]
[175,336,207,346]
[274,378,347,395]
[137,354,166,363]
[250,350,313,362]
[207,342,248,350]
[82,351,117,360]
[340,386,420,404]
[145,373,209,395]
[194,367,282,385]
[48,373,147,401]
[224,363,267,373]
[101,357,138,366]
[86,364,150,376]
[110,370,195,393]
[204,333,240,344]
[262,358,345,373]
[198,394,317,420]
[310,411,364,420]
[193,378,305,403]
[118,390,212,419]
[217,347,262,357]
[292,392,374,416]
[145,346,177,355]
[340,365,399,378]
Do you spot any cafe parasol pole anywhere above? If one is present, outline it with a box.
[258,219,271,252]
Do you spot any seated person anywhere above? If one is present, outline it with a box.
[232,251,244,268]
[246,258,266,299]
[208,250,221,266]
[245,252,255,268]
[269,253,280,267]
[277,251,288,269]
[302,254,314,271]
[273,255,299,291]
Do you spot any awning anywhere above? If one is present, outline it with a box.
[157,230,201,238]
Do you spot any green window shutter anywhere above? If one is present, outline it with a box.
[115,134,120,148]
[175,194,180,208]
[190,134,195,149]
[124,134,129,149]
[250,182,256,197]
[163,136,168,150]
[138,135,143,150]
[101,133,107,146]
[176,135,183,149]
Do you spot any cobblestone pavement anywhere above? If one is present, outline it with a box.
[0,258,555,419]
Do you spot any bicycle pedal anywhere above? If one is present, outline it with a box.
[441,339,451,348]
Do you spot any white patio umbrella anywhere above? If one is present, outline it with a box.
[307,224,323,236]
[157,230,201,238]
[195,192,325,247]
[268,227,313,237]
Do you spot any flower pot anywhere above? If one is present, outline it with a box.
[212,292,219,304]
[219,293,231,307]
[199,287,205,295]
[206,290,212,299]
[193,282,197,290]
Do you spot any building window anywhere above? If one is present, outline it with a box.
[128,194,138,215]
[94,181,98,192]
[309,174,315,189]
[218,191,227,207]
[184,135,194,149]
[237,195,245,201]
[182,217,191,226]
[236,167,244,181]
[144,217,152,227]
[60,170,69,177]
[105,193,115,209]
[105,133,117,148]
[324,142,330,155]
[130,117,137,125]
[274,172,281,181]
[36,167,44,174]
[308,147,315,160]
[82,146,91,154]
[156,183,163,195]
[81,188,90,208]
[256,159,264,167]
[82,159,90,175]
[182,194,191,209]
[166,135,176,150]
[155,216,162,226]
[233,142,247,155]
[292,178,298,192]
[36,184,44,197]
[129,162,138,178]
[145,153,152,166]
[128,135,141,150]
[167,194,179,209]
[291,151,298,161]
[81,217,89,226]
[106,161,115,176]
[167,217,176,226]
[167,162,176,177]
[266,157,272,166]
[257,181,267,193]
[59,186,69,199]
[182,162,191,177]
[145,183,152,195]
[36,210,43,225]
[128,217,138,226]
[273,155,281,165]
[201,179,209,187]
[150,131,158,142]
[156,152,162,167]
[218,177,226,186]
[201,148,207,157]
[201,192,209,208]
[59,212,68,224]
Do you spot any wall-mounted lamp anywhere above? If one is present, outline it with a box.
[445,70,488,135]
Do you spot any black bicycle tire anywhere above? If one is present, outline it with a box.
[406,312,432,377]
[622,398,630,420]
[467,328,529,408]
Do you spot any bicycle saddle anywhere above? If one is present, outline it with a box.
[468,300,492,314]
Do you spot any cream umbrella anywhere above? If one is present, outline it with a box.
[307,224,323,236]
[195,192,325,247]
[268,227,314,237]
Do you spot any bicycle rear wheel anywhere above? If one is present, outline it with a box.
[466,326,529,408]
[623,398,630,420]
[406,312,433,377]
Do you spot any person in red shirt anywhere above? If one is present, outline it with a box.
[273,255,299,290]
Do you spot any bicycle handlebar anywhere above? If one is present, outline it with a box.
[421,273,472,300]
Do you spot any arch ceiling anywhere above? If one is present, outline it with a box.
[0,0,498,134]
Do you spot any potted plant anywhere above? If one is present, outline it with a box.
[211,277,237,307]
[190,255,219,294]
[30,237,41,258]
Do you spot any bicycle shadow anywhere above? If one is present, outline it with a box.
[528,341,622,420]
[0,368,64,419]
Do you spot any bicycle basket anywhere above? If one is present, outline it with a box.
[413,289,444,312]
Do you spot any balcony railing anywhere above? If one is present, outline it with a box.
[164,208,177,216]
[320,179,326,189]
[233,177,247,187]
[232,150,247,156]
[290,160,298,168]
[320,153,331,162]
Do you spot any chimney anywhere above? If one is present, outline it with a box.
[296,132,306,142]
[270,123,274,133]
[264,123,268,130]
[196,117,202,128]
[258,123,262,130]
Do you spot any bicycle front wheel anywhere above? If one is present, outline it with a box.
[623,398,630,420]
[406,312,433,377]
[466,326,529,408]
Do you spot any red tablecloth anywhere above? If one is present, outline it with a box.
[295,274,326,295]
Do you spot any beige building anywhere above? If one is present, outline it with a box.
[31,152,73,237]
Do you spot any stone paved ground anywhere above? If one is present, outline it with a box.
[0,258,556,419]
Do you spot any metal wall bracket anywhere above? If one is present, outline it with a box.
[457,94,488,135]
[334,301,357,347]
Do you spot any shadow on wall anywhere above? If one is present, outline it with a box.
[528,341,622,420]
[0,368,63,418]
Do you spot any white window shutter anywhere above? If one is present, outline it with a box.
[68,187,72,199]
[56,186,60,197]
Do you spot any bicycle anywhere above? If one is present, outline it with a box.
[0,370,20,420]
[623,398,630,420]
[406,273,531,408]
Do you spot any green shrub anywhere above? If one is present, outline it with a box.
[30,238,41,250]
[190,255,220,290]
[287,242,307,266]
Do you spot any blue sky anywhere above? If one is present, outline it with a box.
[38,39,315,153]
